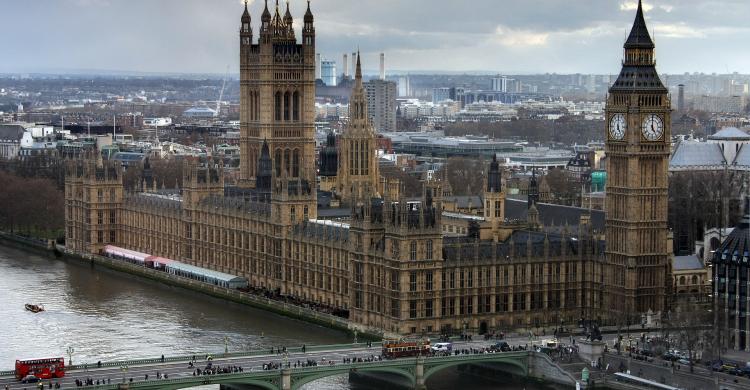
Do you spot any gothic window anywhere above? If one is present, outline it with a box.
[292,149,300,177]
[425,300,433,317]
[275,149,282,176]
[410,272,417,292]
[426,240,433,260]
[284,92,291,121]
[425,271,433,291]
[284,149,290,176]
[274,92,282,121]
[410,241,417,261]
[293,91,300,121]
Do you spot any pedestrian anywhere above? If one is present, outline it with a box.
[161,354,165,362]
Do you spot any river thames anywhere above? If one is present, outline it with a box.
[0,244,557,389]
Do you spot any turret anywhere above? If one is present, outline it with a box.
[302,0,314,46]
[240,0,252,47]
[260,0,272,43]
[283,1,294,38]
[528,169,539,209]
[487,154,502,193]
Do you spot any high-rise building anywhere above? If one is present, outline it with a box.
[364,79,397,132]
[321,59,337,86]
[432,87,451,104]
[379,53,385,80]
[604,0,670,320]
[677,84,685,112]
[343,53,349,79]
[491,75,508,93]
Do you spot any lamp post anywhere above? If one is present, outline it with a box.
[120,364,128,383]
[66,346,75,367]
[353,330,358,344]
[224,336,229,354]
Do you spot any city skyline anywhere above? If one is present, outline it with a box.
[2,0,750,75]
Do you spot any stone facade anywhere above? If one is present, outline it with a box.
[63,2,665,336]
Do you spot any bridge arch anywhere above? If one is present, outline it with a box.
[292,365,415,390]
[423,356,527,383]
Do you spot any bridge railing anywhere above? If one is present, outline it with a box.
[0,342,382,375]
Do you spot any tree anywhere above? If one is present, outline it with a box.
[444,156,485,196]
[668,299,713,373]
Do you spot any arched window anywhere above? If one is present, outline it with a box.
[679,276,686,286]
[275,92,282,121]
[292,149,300,177]
[284,149,291,176]
[274,149,281,176]
[691,275,698,285]
[293,91,300,121]
[410,241,417,261]
[284,92,291,121]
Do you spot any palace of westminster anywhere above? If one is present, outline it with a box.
[65,1,673,335]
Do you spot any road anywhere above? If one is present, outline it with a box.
[0,340,508,389]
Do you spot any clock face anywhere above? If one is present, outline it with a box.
[609,113,626,140]
[641,114,664,141]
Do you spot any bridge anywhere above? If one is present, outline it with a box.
[0,341,577,390]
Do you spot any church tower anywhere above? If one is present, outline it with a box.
[604,0,671,320]
[337,52,380,205]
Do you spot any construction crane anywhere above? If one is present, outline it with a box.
[215,66,230,117]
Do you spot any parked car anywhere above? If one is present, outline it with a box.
[491,341,511,352]
[678,358,691,365]
[721,363,739,373]
[21,375,39,384]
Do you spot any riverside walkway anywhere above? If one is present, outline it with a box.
[0,341,576,390]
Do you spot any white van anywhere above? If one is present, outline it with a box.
[431,342,453,353]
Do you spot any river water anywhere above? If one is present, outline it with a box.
[0,244,559,389]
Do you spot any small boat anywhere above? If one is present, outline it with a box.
[25,304,44,313]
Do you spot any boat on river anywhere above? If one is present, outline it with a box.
[25,304,44,313]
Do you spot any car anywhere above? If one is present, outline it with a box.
[21,375,39,384]
[678,358,691,365]
[431,342,452,353]
[722,363,739,373]
[491,341,511,352]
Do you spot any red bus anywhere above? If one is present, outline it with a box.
[382,339,431,359]
[15,357,65,380]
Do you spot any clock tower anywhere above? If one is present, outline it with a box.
[604,0,671,322]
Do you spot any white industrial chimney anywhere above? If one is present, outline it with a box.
[315,53,322,80]
[343,54,349,78]
[379,53,385,80]
[352,53,356,78]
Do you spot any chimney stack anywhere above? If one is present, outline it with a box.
[351,52,357,80]
[315,53,322,80]
[379,53,385,80]
[343,54,349,78]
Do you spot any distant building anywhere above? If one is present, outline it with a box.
[321,59,337,87]
[398,75,411,97]
[183,107,218,118]
[364,79,397,132]
[491,75,509,92]
[432,87,451,104]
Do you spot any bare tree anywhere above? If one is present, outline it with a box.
[669,299,713,373]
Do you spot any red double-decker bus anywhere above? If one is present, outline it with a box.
[15,357,65,380]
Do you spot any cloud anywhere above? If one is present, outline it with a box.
[1,0,749,74]
[619,1,653,11]
[494,26,549,47]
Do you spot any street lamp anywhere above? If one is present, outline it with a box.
[224,336,229,354]
[66,346,75,367]
[353,330,358,344]
[120,364,129,383]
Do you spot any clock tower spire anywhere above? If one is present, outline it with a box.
[604,0,671,324]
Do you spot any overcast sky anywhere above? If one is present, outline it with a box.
[2,0,749,75]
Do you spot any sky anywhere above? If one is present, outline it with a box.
[2,0,749,75]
